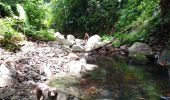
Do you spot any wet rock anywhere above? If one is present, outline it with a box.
[157,49,170,66]
[129,53,149,64]
[0,64,15,87]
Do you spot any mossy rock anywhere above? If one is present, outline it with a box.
[129,53,149,64]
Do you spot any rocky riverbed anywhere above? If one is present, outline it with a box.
[0,33,170,100]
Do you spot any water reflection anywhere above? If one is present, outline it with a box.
[50,55,170,100]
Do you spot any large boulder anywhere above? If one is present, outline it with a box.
[157,49,170,66]
[128,42,153,55]
[128,42,153,64]
[129,53,149,64]
[86,35,102,51]
[0,64,15,87]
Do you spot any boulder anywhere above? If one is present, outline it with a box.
[128,42,153,55]
[54,32,65,39]
[61,39,74,47]
[0,64,15,87]
[128,42,153,64]
[157,49,170,66]
[66,60,98,77]
[129,53,149,64]
[54,32,65,44]
[67,35,75,41]
[86,35,101,51]
[94,42,106,48]
[65,61,83,77]
[75,39,85,46]
[71,45,85,52]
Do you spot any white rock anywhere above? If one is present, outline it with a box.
[42,64,52,78]
[94,42,106,48]
[79,58,86,63]
[0,64,14,87]
[86,35,102,51]
[66,53,79,60]
[61,39,74,46]
[72,45,85,52]
[84,64,98,71]
[66,61,82,77]
[67,61,98,77]
[75,39,85,45]
[67,34,75,41]
[54,32,65,39]
[54,32,66,44]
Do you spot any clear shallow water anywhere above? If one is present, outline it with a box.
[49,55,170,100]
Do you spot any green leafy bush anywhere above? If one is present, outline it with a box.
[48,0,118,36]
[33,29,56,41]
[23,0,47,30]
[113,0,160,44]
[0,18,26,51]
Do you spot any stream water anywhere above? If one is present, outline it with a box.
[49,55,170,100]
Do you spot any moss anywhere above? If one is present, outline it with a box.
[129,53,149,64]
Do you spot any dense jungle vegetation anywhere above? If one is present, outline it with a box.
[0,0,170,49]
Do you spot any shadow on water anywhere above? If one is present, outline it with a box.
[49,55,170,100]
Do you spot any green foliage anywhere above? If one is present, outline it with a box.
[0,18,25,51]
[23,0,47,30]
[101,34,113,41]
[114,0,160,44]
[49,0,118,36]
[0,2,13,17]
[33,29,56,41]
